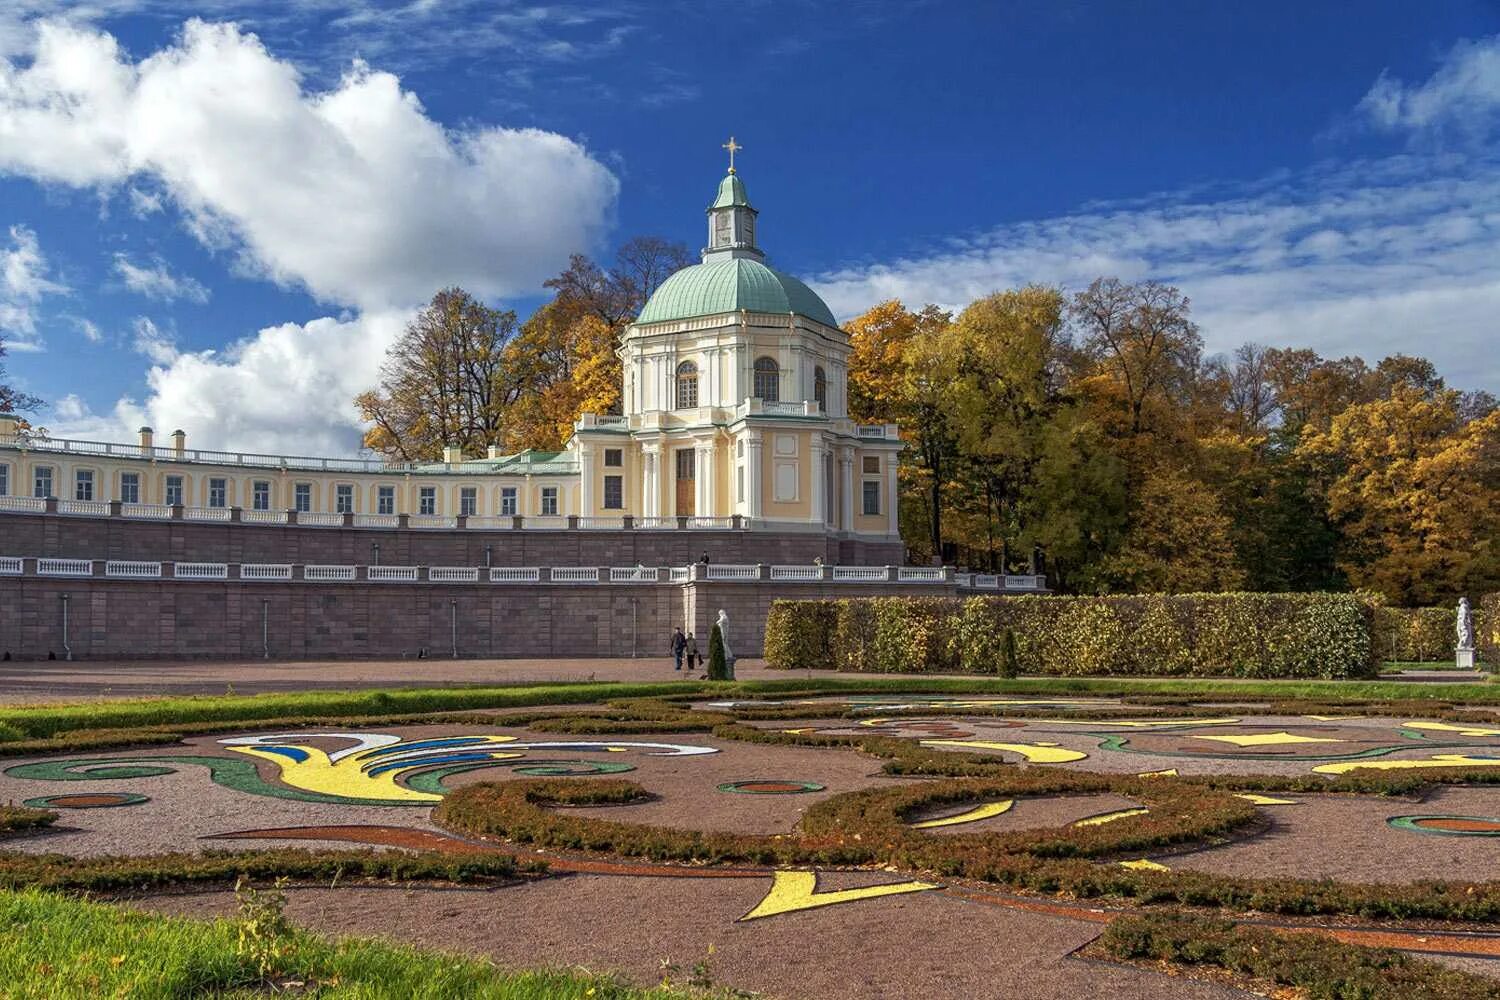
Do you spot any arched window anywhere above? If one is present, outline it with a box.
[753,356,779,402]
[675,360,699,409]
[814,366,827,412]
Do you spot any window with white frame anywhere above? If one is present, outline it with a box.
[0,464,9,496]
[208,477,227,508]
[419,486,436,515]
[75,469,94,501]
[459,487,477,516]
[500,487,517,516]
[862,480,881,516]
[603,475,623,510]
[540,486,558,516]
[814,366,827,412]
[33,466,52,498]
[753,356,779,401]
[252,480,271,511]
[165,475,184,506]
[335,484,354,514]
[604,448,622,467]
[294,483,312,512]
[675,360,699,409]
[377,486,395,515]
[119,472,140,504]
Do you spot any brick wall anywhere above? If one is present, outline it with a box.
[0,578,952,661]
[0,512,903,567]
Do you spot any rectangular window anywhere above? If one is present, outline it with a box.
[0,464,9,496]
[500,487,517,516]
[419,486,436,515]
[252,480,271,511]
[603,448,623,467]
[377,486,395,515]
[294,483,312,512]
[737,465,744,503]
[75,470,94,501]
[208,477,227,508]
[459,487,477,517]
[541,486,558,516]
[862,480,881,516]
[335,484,354,514]
[33,466,53,498]
[119,472,140,504]
[165,475,184,507]
[603,475,623,510]
[862,455,880,474]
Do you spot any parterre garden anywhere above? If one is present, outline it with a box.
[4,662,1500,999]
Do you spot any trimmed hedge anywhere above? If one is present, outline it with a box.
[1374,605,1479,662]
[765,593,1379,678]
[1481,592,1499,669]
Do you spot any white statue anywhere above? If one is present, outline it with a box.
[1457,597,1474,650]
[715,608,736,679]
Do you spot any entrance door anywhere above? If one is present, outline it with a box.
[675,448,696,517]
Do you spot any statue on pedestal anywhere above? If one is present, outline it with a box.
[716,608,736,680]
[1456,597,1476,670]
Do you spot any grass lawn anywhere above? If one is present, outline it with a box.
[0,887,711,999]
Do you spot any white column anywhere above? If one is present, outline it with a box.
[885,451,899,536]
[578,445,594,515]
[839,447,854,531]
[699,441,715,516]
[747,432,764,521]
[809,434,825,525]
[640,446,657,518]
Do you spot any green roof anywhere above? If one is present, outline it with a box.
[711,173,752,209]
[636,257,837,328]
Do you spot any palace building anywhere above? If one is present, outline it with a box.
[0,162,902,559]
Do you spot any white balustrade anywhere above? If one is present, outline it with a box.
[184,506,231,522]
[0,556,23,575]
[954,573,973,588]
[578,516,625,530]
[465,516,512,530]
[633,516,674,530]
[0,495,45,513]
[429,566,480,583]
[973,574,999,590]
[550,566,599,583]
[408,515,456,529]
[241,509,288,524]
[490,567,540,583]
[524,516,567,530]
[241,564,293,581]
[174,562,228,580]
[121,503,172,520]
[770,565,821,581]
[898,567,945,582]
[296,512,344,526]
[704,564,758,581]
[609,566,659,583]
[367,565,419,582]
[352,514,399,528]
[833,566,887,582]
[857,425,888,438]
[38,558,92,577]
[687,516,733,530]
[58,499,110,516]
[105,560,162,579]
[668,567,691,583]
[1004,574,1045,590]
[304,564,356,582]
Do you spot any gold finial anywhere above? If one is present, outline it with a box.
[722,135,742,174]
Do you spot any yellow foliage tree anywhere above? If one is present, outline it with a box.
[1099,465,1247,593]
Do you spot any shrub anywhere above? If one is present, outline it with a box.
[763,593,1379,678]
[1480,593,1499,670]
[1375,606,1464,662]
[706,624,729,681]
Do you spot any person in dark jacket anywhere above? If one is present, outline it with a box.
[685,632,700,672]
[671,627,686,670]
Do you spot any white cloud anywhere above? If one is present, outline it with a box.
[1359,35,1500,138]
[112,252,209,303]
[127,186,163,217]
[809,154,1500,390]
[52,309,411,455]
[129,315,177,364]
[0,18,619,310]
[0,223,64,350]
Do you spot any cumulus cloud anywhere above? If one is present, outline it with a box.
[52,309,412,454]
[113,252,209,303]
[1359,34,1500,138]
[129,315,178,364]
[809,153,1500,390]
[0,18,619,310]
[0,223,64,350]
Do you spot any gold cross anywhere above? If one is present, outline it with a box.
[723,135,742,174]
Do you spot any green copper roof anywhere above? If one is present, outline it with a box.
[711,173,751,209]
[636,257,837,328]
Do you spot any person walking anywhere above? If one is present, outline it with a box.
[671,627,686,671]
[685,632,700,672]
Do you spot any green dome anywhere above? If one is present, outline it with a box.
[636,257,837,328]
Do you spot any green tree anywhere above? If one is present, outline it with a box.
[0,332,42,415]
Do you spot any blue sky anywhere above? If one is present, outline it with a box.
[1,1,1497,454]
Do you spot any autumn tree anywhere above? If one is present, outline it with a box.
[0,332,41,415]
[357,288,519,461]
[1099,466,1246,593]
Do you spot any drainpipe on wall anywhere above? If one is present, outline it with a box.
[631,596,639,658]
[262,599,270,660]
[60,593,72,661]
[450,600,459,659]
